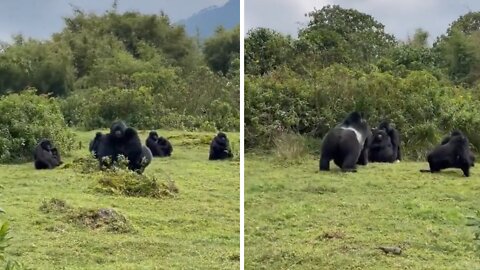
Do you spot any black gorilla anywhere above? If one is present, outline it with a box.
[146,131,173,157]
[209,132,233,160]
[34,139,62,169]
[420,130,474,177]
[89,132,103,158]
[134,146,153,174]
[368,128,396,163]
[157,136,173,157]
[441,130,475,167]
[96,121,145,173]
[378,121,401,161]
[320,112,371,172]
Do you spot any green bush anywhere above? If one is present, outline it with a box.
[0,90,76,163]
[245,65,480,159]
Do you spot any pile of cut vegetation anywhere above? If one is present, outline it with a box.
[62,156,99,174]
[95,169,179,199]
[39,198,133,233]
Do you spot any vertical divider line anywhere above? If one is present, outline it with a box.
[239,0,245,268]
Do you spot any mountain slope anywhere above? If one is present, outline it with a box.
[179,0,239,39]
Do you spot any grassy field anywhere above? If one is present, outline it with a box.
[0,130,239,270]
[245,154,480,269]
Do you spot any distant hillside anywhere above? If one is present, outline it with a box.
[178,0,239,40]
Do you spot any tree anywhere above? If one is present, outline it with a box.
[296,5,397,67]
[407,28,429,48]
[245,28,293,75]
[203,25,240,75]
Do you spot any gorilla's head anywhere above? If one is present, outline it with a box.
[149,131,159,140]
[110,121,127,139]
[39,139,53,151]
[372,129,389,144]
[158,136,168,144]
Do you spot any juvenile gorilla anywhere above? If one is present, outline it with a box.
[96,121,145,173]
[420,130,473,177]
[320,112,371,172]
[133,146,153,174]
[378,121,401,161]
[146,131,173,157]
[89,132,103,158]
[441,130,475,167]
[209,132,233,160]
[368,128,396,163]
[33,139,62,169]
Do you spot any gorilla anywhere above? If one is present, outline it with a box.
[157,136,173,157]
[96,121,144,173]
[368,128,396,163]
[320,112,371,172]
[209,132,233,160]
[441,130,475,167]
[420,130,474,177]
[146,131,173,157]
[33,139,62,169]
[89,132,103,158]
[378,121,401,161]
[133,146,153,174]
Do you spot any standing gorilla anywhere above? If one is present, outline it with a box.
[33,139,62,169]
[146,131,173,157]
[89,132,103,158]
[378,121,401,161]
[441,130,475,167]
[420,130,474,177]
[368,128,396,163]
[209,132,233,160]
[320,112,371,172]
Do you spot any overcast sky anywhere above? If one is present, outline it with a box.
[0,0,227,42]
[246,0,480,42]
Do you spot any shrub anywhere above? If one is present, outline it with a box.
[245,65,480,159]
[0,90,76,163]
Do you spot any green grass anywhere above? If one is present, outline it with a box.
[0,130,239,270]
[245,154,480,269]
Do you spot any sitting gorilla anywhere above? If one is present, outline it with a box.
[420,130,474,177]
[96,121,147,173]
[157,136,173,157]
[378,121,401,161]
[368,128,396,163]
[209,132,233,160]
[320,112,371,172]
[34,139,62,169]
[441,130,475,167]
[146,131,173,157]
[89,132,103,158]
[134,146,153,174]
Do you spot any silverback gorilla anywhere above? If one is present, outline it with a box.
[209,132,233,160]
[368,128,396,163]
[34,139,62,169]
[320,112,371,172]
[378,121,401,161]
[96,121,150,173]
[420,130,474,177]
[146,131,173,157]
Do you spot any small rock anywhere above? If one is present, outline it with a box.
[378,246,402,255]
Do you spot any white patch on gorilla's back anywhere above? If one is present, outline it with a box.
[340,126,363,144]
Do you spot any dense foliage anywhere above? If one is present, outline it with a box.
[0,7,239,162]
[0,90,76,163]
[245,6,480,158]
